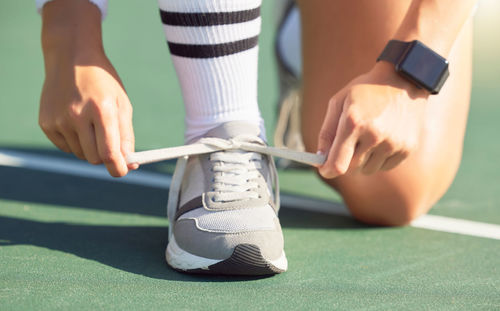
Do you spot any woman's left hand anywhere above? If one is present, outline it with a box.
[317,62,430,179]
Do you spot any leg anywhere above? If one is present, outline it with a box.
[297,0,473,226]
[158,0,265,142]
[157,0,287,275]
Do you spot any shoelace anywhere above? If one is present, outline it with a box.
[126,136,326,216]
[209,150,262,203]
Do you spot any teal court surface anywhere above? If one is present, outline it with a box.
[1,1,499,310]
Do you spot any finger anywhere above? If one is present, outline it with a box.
[94,100,128,177]
[78,124,102,165]
[61,130,85,160]
[347,141,373,173]
[361,143,393,175]
[117,98,138,170]
[347,126,386,173]
[43,130,71,153]
[316,91,347,156]
[319,113,358,179]
[380,152,408,171]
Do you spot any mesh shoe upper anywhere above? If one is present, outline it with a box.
[170,122,284,261]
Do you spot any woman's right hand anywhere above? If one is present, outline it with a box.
[39,0,137,177]
[39,55,137,177]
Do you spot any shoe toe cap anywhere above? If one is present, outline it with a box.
[173,215,284,261]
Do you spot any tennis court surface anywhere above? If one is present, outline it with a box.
[1,1,499,310]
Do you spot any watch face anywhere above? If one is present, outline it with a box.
[397,41,449,93]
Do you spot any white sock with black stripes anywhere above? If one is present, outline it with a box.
[158,0,265,142]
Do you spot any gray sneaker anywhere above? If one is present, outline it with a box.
[166,122,287,275]
[126,121,325,275]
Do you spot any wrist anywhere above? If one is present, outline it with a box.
[37,0,108,20]
[372,61,429,99]
[41,0,104,67]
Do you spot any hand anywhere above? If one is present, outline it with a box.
[317,62,429,179]
[39,53,138,177]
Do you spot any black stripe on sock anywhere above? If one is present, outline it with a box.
[160,7,260,26]
[167,36,258,58]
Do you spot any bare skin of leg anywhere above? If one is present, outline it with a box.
[297,0,473,226]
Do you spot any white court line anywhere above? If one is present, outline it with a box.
[0,149,171,188]
[411,215,500,240]
[1,148,499,241]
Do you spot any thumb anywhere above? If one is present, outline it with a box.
[118,99,138,170]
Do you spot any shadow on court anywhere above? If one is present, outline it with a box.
[0,147,369,280]
[0,216,277,282]
[0,213,365,282]
[0,146,362,229]
[0,146,171,217]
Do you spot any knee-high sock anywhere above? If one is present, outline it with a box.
[158,0,265,142]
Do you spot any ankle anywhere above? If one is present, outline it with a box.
[185,118,267,143]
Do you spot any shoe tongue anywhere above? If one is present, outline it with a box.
[205,121,261,140]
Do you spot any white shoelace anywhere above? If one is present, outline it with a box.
[126,136,326,215]
[209,150,262,203]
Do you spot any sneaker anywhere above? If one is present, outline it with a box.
[127,121,325,275]
[167,122,287,275]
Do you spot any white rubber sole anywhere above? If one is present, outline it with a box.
[166,235,288,272]
[166,236,221,271]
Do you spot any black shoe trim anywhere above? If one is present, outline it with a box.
[175,196,203,220]
[179,244,285,276]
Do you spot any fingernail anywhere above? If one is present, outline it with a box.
[311,152,322,168]
[316,150,327,164]
[129,163,139,170]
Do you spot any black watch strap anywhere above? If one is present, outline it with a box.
[377,40,411,64]
[376,40,449,94]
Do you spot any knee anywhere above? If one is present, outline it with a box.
[331,176,434,227]
[347,194,430,227]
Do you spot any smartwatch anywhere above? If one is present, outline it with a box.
[377,40,449,94]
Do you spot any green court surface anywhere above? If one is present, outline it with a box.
[1,1,499,310]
